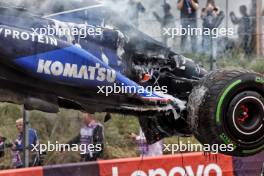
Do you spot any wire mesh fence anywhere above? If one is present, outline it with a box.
[137,16,263,54]
[132,1,264,71]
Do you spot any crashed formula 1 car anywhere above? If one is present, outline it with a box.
[0,5,263,157]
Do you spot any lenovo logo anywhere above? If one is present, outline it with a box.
[111,163,222,176]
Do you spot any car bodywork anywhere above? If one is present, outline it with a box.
[0,5,207,144]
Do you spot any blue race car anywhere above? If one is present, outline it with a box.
[0,4,263,157]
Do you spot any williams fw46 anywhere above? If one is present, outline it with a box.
[0,6,263,157]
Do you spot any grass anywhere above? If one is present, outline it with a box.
[0,105,143,167]
[0,103,198,168]
[185,51,264,74]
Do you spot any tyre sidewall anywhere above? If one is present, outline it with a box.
[215,73,264,156]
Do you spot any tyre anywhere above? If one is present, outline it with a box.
[187,69,264,156]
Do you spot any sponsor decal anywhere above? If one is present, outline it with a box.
[111,164,222,176]
[256,77,264,84]
[37,59,116,83]
[0,27,57,46]
[99,153,233,176]
[1,152,264,176]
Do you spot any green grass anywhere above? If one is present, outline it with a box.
[0,103,198,168]
[185,51,264,73]
[0,105,143,167]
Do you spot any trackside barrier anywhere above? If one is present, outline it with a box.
[43,161,99,176]
[0,152,263,176]
[233,152,264,176]
[0,166,43,176]
[98,152,233,176]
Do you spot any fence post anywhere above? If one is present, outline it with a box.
[256,0,263,56]
[261,162,264,176]
[23,106,29,167]
[225,0,228,38]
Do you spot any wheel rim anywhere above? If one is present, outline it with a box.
[232,96,264,135]
[226,91,264,145]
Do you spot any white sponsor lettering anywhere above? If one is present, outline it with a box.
[77,65,89,79]
[37,59,52,74]
[50,61,64,76]
[63,63,78,78]
[0,27,57,46]
[112,167,119,176]
[131,171,147,176]
[4,29,11,37]
[37,59,116,83]
[112,164,222,176]
[13,30,20,40]
[21,32,30,40]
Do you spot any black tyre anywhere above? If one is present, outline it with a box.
[187,69,264,156]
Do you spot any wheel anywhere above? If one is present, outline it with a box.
[187,69,264,156]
